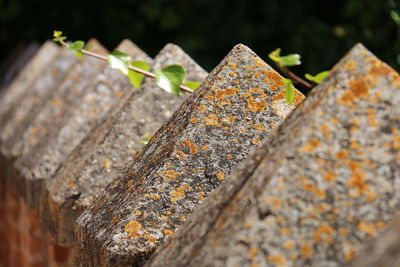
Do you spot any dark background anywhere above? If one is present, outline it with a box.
[1,0,399,93]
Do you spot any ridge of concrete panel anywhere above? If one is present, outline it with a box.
[75,43,304,266]
[145,43,400,267]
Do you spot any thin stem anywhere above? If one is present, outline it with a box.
[60,41,194,94]
[279,65,313,89]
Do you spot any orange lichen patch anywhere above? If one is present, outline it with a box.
[253,124,266,131]
[366,191,376,202]
[204,95,214,100]
[283,241,295,250]
[323,170,336,182]
[300,139,321,153]
[367,60,393,77]
[339,228,349,236]
[204,114,222,127]
[350,140,360,150]
[182,140,198,154]
[228,72,237,77]
[331,117,340,125]
[336,150,349,160]
[261,70,284,91]
[246,72,252,77]
[230,63,237,70]
[160,170,180,181]
[313,224,335,243]
[376,221,385,229]
[179,215,186,222]
[175,150,187,161]
[169,185,191,202]
[164,229,173,236]
[190,117,199,124]
[198,192,205,200]
[336,80,371,108]
[144,234,159,244]
[151,195,161,200]
[214,88,240,99]
[254,58,265,68]
[300,243,314,259]
[280,228,291,235]
[198,105,207,113]
[100,158,113,169]
[134,211,142,216]
[366,109,379,126]
[303,183,326,199]
[239,128,247,133]
[264,197,282,210]
[347,172,368,193]
[246,97,267,112]
[125,220,142,238]
[358,221,376,236]
[343,242,356,262]
[319,124,331,139]
[226,154,234,160]
[216,171,225,180]
[248,247,259,259]
[345,59,356,70]
[252,139,262,144]
[244,65,255,70]
[201,145,209,151]
[217,98,232,107]
[267,255,286,266]
[50,98,63,107]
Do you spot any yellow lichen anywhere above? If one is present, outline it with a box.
[226,154,234,160]
[358,221,376,236]
[204,114,222,127]
[179,215,186,222]
[253,124,266,131]
[246,97,267,112]
[160,170,180,181]
[134,211,142,216]
[125,220,142,238]
[182,140,198,154]
[198,192,205,200]
[267,255,286,266]
[300,243,314,259]
[190,117,199,123]
[216,171,225,180]
[164,230,173,236]
[300,139,321,152]
[248,247,258,259]
[313,224,335,243]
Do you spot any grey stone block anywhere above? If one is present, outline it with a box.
[145,44,400,267]
[39,39,151,246]
[75,44,304,266]
[9,40,107,205]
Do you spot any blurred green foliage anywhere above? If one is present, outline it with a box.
[1,0,399,94]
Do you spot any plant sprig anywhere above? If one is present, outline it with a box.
[52,31,200,95]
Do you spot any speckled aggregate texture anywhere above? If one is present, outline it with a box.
[0,44,79,158]
[146,44,400,267]
[41,43,206,248]
[39,39,152,246]
[0,41,60,132]
[10,40,107,207]
[75,44,304,266]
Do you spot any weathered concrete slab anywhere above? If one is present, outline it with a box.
[145,44,400,267]
[345,216,400,267]
[0,43,79,160]
[8,40,107,205]
[0,41,60,136]
[40,43,207,247]
[76,44,304,266]
[38,39,152,245]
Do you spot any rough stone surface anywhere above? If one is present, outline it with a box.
[345,216,400,267]
[76,44,304,266]
[0,41,60,139]
[9,40,107,207]
[42,43,207,247]
[146,44,400,267]
[39,39,152,246]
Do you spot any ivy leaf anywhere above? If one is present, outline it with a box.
[391,10,400,26]
[305,71,330,84]
[283,78,296,105]
[269,48,301,66]
[128,60,150,89]
[155,64,185,96]
[68,41,85,51]
[183,81,201,90]
[75,51,84,59]
[107,50,131,75]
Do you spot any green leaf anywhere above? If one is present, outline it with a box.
[268,48,301,66]
[107,51,131,75]
[75,51,84,59]
[283,78,295,105]
[68,41,85,51]
[183,81,201,90]
[268,48,281,63]
[305,71,330,84]
[53,31,63,38]
[85,44,94,51]
[139,134,151,145]
[279,54,301,66]
[128,60,150,89]
[155,65,186,96]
